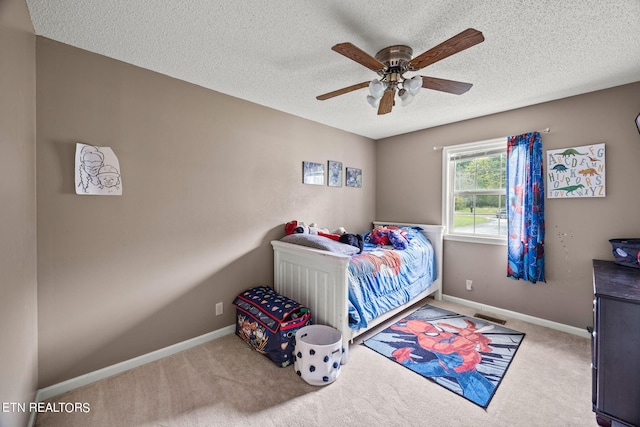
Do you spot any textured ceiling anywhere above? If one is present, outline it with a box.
[26,0,640,140]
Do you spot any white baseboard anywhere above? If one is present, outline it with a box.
[442,295,591,339]
[32,324,235,406]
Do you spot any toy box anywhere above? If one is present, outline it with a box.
[233,286,312,367]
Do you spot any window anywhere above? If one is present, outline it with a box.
[442,137,507,245]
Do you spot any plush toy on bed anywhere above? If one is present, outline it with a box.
[285,220,340,240]
[367,226,410,250]
[284,220,363,253]
[338,233,364,253]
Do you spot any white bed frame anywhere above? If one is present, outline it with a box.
[271,221,444,364]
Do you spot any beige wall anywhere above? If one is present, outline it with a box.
[0,0,38,425]
[35,38,376,387]
[377,82,640,329]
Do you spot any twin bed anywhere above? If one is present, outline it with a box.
[271,221,444,363]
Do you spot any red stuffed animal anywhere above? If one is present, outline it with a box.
[284,220,341,241]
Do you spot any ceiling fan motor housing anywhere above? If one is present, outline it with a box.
[375,45,413,68]
[375,45,413,87]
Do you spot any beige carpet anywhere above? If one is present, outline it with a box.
[35,299,598,427]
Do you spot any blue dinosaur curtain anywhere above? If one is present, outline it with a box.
[506,132,545,283]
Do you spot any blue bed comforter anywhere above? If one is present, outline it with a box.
[347,230,436,329]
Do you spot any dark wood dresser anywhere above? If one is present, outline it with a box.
[592,259,640,427]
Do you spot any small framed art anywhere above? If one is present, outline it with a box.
[327,160,342,187]
[302,161,324,185]
[346,167,362,188]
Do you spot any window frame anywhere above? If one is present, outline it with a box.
[441,137,508,246]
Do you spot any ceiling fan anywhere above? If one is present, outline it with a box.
[317,28,485,115]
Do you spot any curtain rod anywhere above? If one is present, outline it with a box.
[432,128,551,151]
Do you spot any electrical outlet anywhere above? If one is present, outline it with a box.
[215,302,223,315]
[466,280,473,291]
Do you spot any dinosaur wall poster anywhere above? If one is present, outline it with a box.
[546,143,605,198]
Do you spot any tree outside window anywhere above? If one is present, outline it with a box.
[442,138,507,244]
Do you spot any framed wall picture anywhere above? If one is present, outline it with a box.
[546,143,605,198]
[327,160,342,187]
[345,167,362,188]
[302,161,324,185]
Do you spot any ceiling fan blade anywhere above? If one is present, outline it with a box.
[377,88,395,115]
[420,76,473,95]
[332,42,386,72]
[316,81,370,100]
[408,28,484,71]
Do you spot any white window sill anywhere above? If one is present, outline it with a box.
[444,234,507,246]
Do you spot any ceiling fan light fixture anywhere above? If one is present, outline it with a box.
[366,95,380,108]
[368,79,386,98]
[404,75,422,96]
[398,89,414,106]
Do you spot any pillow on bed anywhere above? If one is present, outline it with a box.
[388,228,409,249]
[367,227,390,245]
[365,225,423,250]
[280,234,361,256]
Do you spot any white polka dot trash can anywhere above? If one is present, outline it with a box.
[294,325,343,386]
